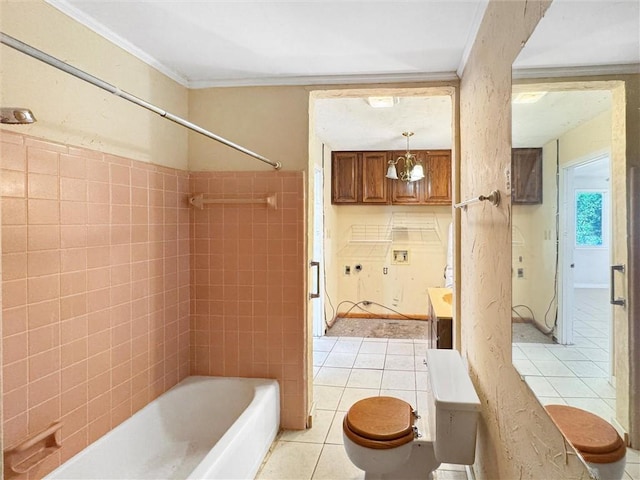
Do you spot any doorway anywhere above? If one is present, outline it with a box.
[560,156,612,380]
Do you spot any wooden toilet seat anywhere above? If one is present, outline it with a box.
[343,397,415,450]
[546,405,626,464]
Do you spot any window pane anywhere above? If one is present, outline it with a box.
[576,192,603,246]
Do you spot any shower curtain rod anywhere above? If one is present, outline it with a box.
[0,32,281,170]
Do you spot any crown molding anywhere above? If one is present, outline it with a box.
[456,0,489,78]
[46,0,190,87]
[512,63,640,80]
[188,71,459,89]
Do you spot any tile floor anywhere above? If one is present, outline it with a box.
[512,288,640,479]
[257,336,467,480]
[257,288,639,479]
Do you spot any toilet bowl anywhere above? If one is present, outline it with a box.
[342,349,481,479]
[343,396,417,474]
[546,405,626,480]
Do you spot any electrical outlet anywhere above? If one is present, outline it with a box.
[383,267,388,275]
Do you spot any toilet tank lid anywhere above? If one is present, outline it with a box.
[426,349,481,412]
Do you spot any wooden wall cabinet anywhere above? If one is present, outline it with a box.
[391,150,452,205]
[332,149,452,206]
[332,151,389,204]
[331,152,360,203]
[512,148,542,204]
[361,152,390,203]
[424,150,452,205]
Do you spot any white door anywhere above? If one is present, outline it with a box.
[561,156,612,373]
[312,167,325,337]
[560,164,576,345]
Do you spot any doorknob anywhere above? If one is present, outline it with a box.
[570,263,575,268]
[610,264,625,306]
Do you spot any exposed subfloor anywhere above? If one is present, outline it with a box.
[512,321,555,344]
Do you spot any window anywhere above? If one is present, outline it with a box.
[575,190,605,247]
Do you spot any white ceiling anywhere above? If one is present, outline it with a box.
[46,0,638,150]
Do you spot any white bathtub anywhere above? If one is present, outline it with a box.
[45,376,280,480]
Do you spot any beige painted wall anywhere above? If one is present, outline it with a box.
[332,205,451,316]
[0,0,188,169]
[189,86,310,172]
[459,1,591,478]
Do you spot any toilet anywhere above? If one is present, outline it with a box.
[546,405,626,480]
[342,349,481,479]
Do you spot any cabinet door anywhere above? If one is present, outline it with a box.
[361,152,389,203]
[390,151,422,204]
[424,150,452,205]
[512,148,542,204]
[331,152,359,203]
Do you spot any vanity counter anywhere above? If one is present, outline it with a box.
[428,287,453,349]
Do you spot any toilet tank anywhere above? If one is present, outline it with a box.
[425,349,481,465]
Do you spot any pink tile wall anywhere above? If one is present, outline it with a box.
[1,131,190,479]
[189,171,307,429]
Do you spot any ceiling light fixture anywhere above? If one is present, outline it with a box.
[367,96,398,108]
[386,132,425,182]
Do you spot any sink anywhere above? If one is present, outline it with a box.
[442,292,452,305]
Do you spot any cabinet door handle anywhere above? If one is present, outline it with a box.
[610,264,625,306]
[309,261,320,299]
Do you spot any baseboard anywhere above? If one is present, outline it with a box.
[466,465,476,480]
[511,316,533,323]
[611,416,630,445]
[336,312,429,321]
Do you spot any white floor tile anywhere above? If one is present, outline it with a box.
[358,342,387,354]
[519,346,557,361]
[512,346,527,360]
[414,342,428,357]
[531,360,575,377]
[280,409,335,444]
[347,369,383,389]
[381,370,416,390]
[415,371,429,391]
[314,337,338,352]
[387,342,415,355]
[313,351,329,366]
[324,352,357,368]
[315,367,351,387]
[563,360,608,378]
[537,396,566,406]
[434,469,468,479]
[325,410,347,445]
[513,358,542,376]
[524,376,560,397]
[314,385,345,410]
[312,444,365,480]
[546,377,597,398]
[338,387,379,411]
[549,347,588,361]
[380,389,417,408]
[333,339,363,353]
[353,353,385,369]
[576,347,610,362]
[384,354,415,371]
[257,441,323,480]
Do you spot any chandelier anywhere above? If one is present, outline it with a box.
[385,132,425,182]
